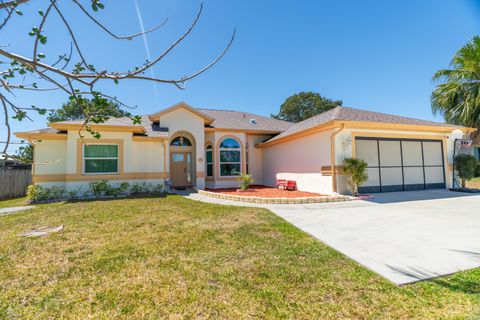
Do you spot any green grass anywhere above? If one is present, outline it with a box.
[0,195,479,319]
[0,196,28,209]
[467,177,480,189]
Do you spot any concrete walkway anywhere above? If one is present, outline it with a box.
[179,189,480,285]
[0,206,34,216]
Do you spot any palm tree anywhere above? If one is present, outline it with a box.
[432,36,480,129]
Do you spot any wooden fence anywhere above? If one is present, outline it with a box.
[0,168,32,200]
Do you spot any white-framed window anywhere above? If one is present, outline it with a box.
[83,144,119,174]
[206,144,213,177]
[219,138,241,176]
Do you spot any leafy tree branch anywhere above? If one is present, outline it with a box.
[0,0,235,159]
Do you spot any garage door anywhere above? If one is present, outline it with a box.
[356,137,446,193]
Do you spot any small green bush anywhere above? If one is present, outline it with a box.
[150,183,164,194]
[475,161,480,178]
[343,157,368,196]
[237,174,254,191]
[89,180,111,198]
[26,184,66,202]
[130,182,163,195]
[67,186,83,200]
[89,181,132,198]
[131,182,148,194]
[27,181,164,203]
[454,154,477,188]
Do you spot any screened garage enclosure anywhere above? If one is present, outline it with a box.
[356,137,446,193]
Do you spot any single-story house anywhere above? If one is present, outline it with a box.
[15,102,476,195]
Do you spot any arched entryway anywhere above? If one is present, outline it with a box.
[169,131,196,188]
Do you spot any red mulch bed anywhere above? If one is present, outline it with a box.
[206,185,324,198]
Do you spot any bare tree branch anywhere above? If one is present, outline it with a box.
[50,0,89,67]
[0,95,11,155]
[129,3,204,77]
[32,1,55,67]
[0,1,14,30]
[72,0,168,41]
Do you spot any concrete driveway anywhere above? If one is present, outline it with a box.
[271,189,480,285]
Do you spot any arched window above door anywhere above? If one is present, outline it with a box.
[170,136,192,146]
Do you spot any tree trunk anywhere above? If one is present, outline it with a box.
[352,184,358,197]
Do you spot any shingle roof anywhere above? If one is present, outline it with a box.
[29,109,289,138]
[58,109,291,134]
[265,106,464,143]
[21,127,61,134]
[198,109,291,132]
[53,116,168,137]
[24,106,468,142]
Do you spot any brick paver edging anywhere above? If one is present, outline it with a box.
[197,189,355,204]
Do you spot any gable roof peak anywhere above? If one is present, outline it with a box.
[148,102,214,124]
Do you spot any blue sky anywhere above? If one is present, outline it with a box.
[1,0,479,152]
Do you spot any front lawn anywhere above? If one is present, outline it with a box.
[467,177,480,189]
[0,196,28,209]
[0,195,479,319]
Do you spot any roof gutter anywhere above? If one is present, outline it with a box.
[49,123,145,134]
[330,123,345,194]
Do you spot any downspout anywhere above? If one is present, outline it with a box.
[163,140,167,189]
[452,139,457,189]
[330,123,345,194]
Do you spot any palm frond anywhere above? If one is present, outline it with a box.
[432,36,480,128]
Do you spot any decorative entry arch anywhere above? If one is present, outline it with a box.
[169,131,196,187]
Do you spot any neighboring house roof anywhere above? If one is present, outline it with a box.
[262,106,471,145]
[199,108,291,132]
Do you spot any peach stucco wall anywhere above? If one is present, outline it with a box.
[34,139,68,175]
[262,129,334,194]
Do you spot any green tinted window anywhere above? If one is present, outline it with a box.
[220,150,240,162]
[84,145,118,158]
[84,144,119,174]
[220,164,241,176]
[206,150,213,163]
[85,159,118,173]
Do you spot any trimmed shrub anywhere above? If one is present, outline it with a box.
[26,181,164,203]
[343,157,368,196]
[89,180,111,198]
[26,184,65,202]
[454,154,477,188]
[130,182,163,195]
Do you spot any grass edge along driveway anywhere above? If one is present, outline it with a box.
[0,195,479,319]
